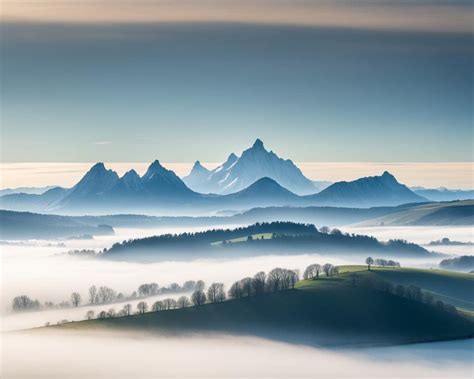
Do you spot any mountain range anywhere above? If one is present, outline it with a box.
[0,140,439,215]
[183,139,329,195]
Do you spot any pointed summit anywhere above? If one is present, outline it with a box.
[252,138,265,150]
[58,162,119,201]
[142,160,165,181]
[88,162,108,174]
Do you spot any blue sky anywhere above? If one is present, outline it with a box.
[1,2,472,164]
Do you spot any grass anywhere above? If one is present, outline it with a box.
[299,265,474,311]
[211,233,274,246]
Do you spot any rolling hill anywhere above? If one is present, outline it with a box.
[102,222,439,262]
[53,266,474,347]
[357,200,474,226]
[0,210,114,240]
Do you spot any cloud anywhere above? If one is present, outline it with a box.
[93,141,111,145]
[2,0,472,33]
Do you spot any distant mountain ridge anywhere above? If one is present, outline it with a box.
[305,171,427,207]
[183,139,324,195]
[0,141,432,214]
[412,187,474,202]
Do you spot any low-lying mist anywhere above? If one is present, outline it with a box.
[2,330,472,378]
[2,225,469,331]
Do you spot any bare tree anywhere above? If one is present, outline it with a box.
[12,295,40,311]
[366,257,374,271]
[88,285,97,304]
[183,281,196,291]
[163,298,177,310]
[267,268,284,292]
[98,310,107,319]
[191,290,206,306]
[123,303,132,316]
[240,278,252,298]
[195,280,205,292]
[85,310,95,320]
[323,263,333,277]
[98,286,117,303]
[288,270,299,288]
[107,308,116,318]
[152,301,164,312]
[70,292,81,307]
[207,283,225,303]
[252,271,266,295]
[177,296,190,308]
[228,281,243,299]
[137,301,148,314]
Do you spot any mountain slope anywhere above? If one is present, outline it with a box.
[211,177,300,209]
[183,139,319,195]
[307,171,427,207]
[0,187,67,212]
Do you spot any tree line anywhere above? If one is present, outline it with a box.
[84,266,308,321]
[11,279,204,313]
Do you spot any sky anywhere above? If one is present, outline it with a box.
[0,1,472,181]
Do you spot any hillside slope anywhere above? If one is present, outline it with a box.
[358,200,474,226]
[56,268,473,347]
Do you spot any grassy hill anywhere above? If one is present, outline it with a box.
[53,266,473,347]
[103,222,437,262]
[358,200,474,226]
[303,265,474,312]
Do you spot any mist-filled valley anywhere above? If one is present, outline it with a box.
[2,331,473,379]
[1,222,472,378]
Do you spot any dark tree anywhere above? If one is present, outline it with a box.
[123,303,132,316]
[152,301,164,312]
[137,301,148,314]
[191,290,206,306]
[251,271,266,295]
[85,310,95,320]
[70,292,81,307]
[177,296,190,308]
[366,257,374,271]
[240,278,252,297]
[323,263,333,277]
[228,281,243,299]
[207,283,225,303]
[88,285,97,304]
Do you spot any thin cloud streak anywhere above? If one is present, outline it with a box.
[2,0,472,33]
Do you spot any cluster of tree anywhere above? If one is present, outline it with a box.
[137,280,204,297]
[88,267,304,321]
[228,268,299,299]
[105,222,318,254]
[303,263,339,279]
[365,257,400,270]
[12,295,41,312]
[11,278,206,313]
[65,249,98,257]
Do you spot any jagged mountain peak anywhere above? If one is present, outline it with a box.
[251,138,265,150]
[183,140,318,195]
[191,160,210,174]
[142,160,168,181]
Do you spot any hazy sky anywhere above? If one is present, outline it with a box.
[0,1,472,165]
